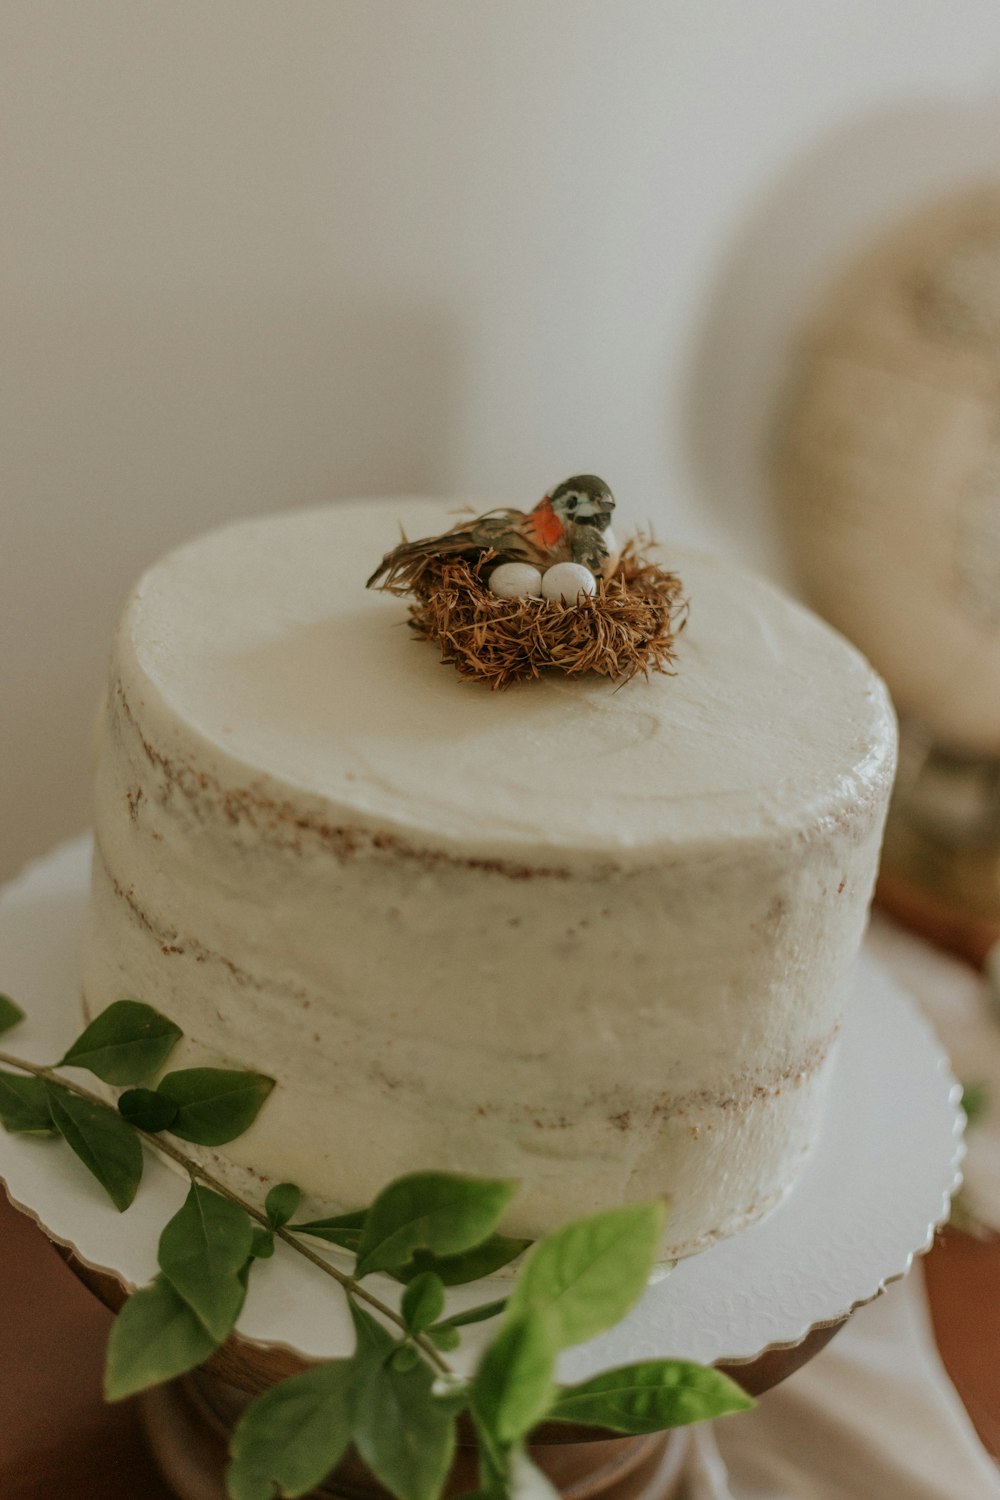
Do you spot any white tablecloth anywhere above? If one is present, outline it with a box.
[683,1271,999,1499]
[681,918,1000,1500]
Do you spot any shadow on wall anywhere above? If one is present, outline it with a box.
[681,93,1000,582]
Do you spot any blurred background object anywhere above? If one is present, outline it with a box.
[777,190,1000,958]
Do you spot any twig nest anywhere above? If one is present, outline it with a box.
[488,562,544,599]
[405,537,687,690]
[541,562,597,603]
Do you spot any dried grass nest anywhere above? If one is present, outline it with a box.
[404,536,687,690]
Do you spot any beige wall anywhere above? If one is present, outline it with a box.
[5,0,1000,879]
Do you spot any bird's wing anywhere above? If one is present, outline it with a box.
[366,508,529,592]
[570,523,613,575]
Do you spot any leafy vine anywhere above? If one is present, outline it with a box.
[0,992,751,1500]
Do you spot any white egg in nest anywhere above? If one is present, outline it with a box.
[541,561,597,603]
[488,562,544,599]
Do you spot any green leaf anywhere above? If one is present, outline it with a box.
[548,1359,753,1431]
[289,1207,366,1252]
[0,994,25,1036]
[390,1343,422,1372]
[118,1087,179,1133]
[466,1433,557,1500]
[355,1171,518,1279]
[961,1080,991,1128]
[60,1000,183,1084]
[45,1082,143,1211]
[428,1324,461,1351]
[395,1235,531,1286]
[471,1409,510,1495]
[158,1182,254,1341]
[0,1071,55,1134]
[471,1312,556,1447]
[264,1182,301,1229]
[350,1332,457,1500]
[401,1272,445,1333]
[506,1200,665,1349]
[226,1359,354,1500]
[105,1275,218,1400]
[349,1298,397,1355]
[435,1298,508,1331]
[250,1227,275,1260]
[157,1068,275,1146]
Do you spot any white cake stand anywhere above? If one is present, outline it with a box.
[0,838,965,1499]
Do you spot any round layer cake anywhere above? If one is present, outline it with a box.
[82,499,896,1258]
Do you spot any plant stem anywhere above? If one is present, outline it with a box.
[0,1048,452,1375]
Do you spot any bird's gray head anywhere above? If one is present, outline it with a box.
[548,475,616,530]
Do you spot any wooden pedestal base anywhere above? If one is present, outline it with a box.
[60,1246,846,1500]
[877,866,1000,970]
[140,1372,689,1500]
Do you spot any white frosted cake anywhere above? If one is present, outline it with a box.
[82,499,896,1258]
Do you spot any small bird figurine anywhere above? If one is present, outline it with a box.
[366,475,620,594]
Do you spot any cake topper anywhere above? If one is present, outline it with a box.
[367,474,620,593]
[367,476,686,690]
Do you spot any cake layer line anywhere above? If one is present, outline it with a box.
[93,836,840,1125]
[118,684,581,882]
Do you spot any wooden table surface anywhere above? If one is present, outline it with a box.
[0,1192,997,1499]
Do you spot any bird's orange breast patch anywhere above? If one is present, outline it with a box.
[532,498,565,549]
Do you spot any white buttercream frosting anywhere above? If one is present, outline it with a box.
[82,499,897,1257]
